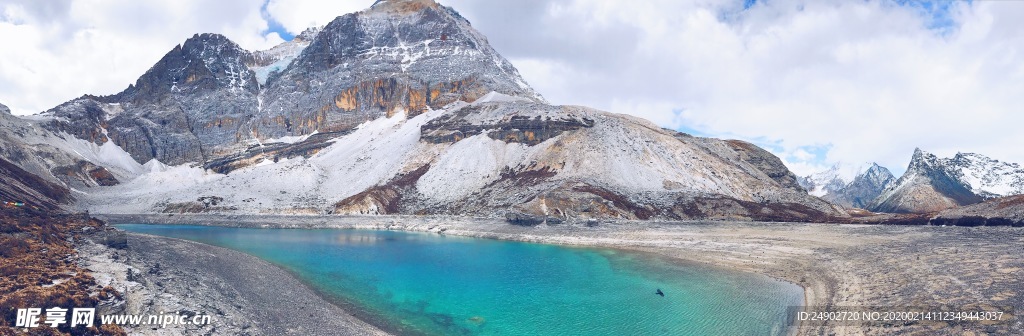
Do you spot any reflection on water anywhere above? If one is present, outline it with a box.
[118,224,803,336]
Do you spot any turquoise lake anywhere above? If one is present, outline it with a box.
[117,224,802,335]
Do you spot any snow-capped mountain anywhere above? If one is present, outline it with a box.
[797,163,895,209]
[799,163,876,197]
[868,149,1024,213]
[1,0,848,222]
[945,152,1024,198]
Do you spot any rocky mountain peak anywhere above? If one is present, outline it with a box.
[908,147,939,171]
[252,0,543,138]
[0,102,9,115]
[122,32,257,102]
[368,0,440,14]
[869,148,984,213]
[945,152,1024,198]
[863,163,892,180]
[293,26,323,42]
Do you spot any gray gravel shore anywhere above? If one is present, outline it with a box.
[78,231,388,335]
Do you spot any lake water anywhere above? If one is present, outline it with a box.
[117,224,802,335]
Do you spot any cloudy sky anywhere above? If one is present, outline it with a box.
[1,0,1022,176]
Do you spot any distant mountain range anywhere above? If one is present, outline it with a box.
[0,0,846,223]
[799,149,1024,214]
[798,163,895,209]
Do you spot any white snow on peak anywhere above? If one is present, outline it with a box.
[473,91,531,104]
[948,153,1024,197]
[801,162,874,197]
[262,131,318,145]
[250,27,322,85]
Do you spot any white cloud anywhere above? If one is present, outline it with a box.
[3,0,1024,177]
[450,0,1024,176]
[265,0,371,35]
[0,0,287,116]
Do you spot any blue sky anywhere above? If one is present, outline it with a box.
[261,0,294,41]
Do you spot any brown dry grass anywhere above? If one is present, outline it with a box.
[0,208,125,336]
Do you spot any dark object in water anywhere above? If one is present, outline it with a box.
[656,289,664,297]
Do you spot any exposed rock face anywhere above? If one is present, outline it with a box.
[869,149,983,213]
[930,195,1024,227]
[51,161,120,187]
[203,131,346,174]
[0,104,131,195]
[421,101,594,145]
[333,164,431,215]
[255,0,542,139]
[0,102,9,115]
[45,33,260,165]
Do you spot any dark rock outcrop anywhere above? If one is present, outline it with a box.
[421,102,594,145]
[0,157,70,210]
[203,131,347,174]
[930,195,1024,227]
[333,164,431,215]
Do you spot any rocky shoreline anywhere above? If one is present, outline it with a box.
[77,229,387,335]
[93,214,1023,335]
